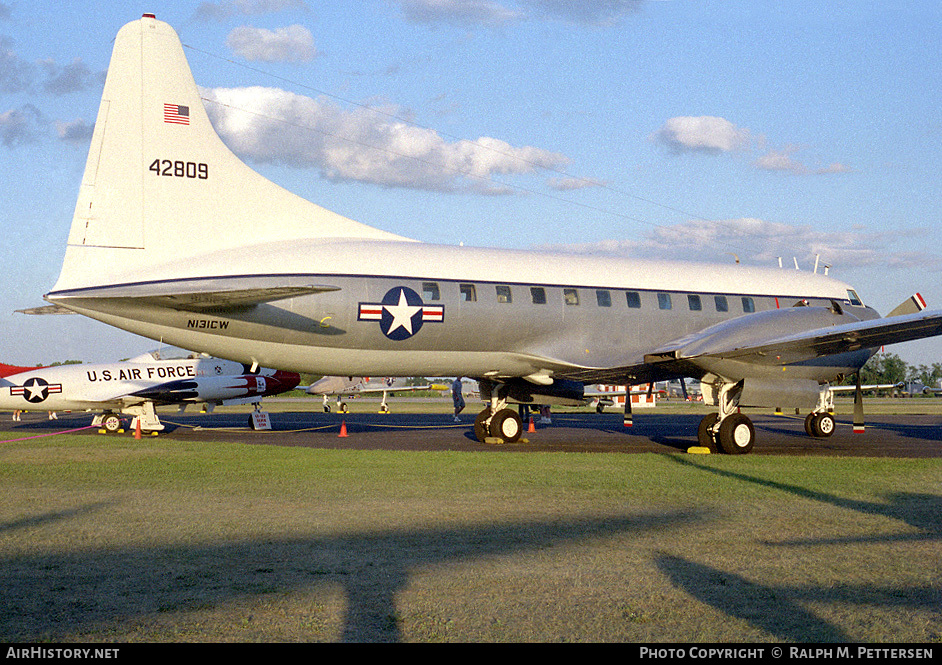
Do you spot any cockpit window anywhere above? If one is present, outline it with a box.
[847,290,863,306]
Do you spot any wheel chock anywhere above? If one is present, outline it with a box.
[686,445,712,454]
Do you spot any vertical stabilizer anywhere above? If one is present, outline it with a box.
[54,14,408,292]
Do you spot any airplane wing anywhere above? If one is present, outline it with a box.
[645,307,942,367]
[44,276,340,313]
[562,305,942,386]
[830,383,902,393]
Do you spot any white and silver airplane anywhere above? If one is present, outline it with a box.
[37,15,942,452]
[307,376,448,413]
[0,350,300,432]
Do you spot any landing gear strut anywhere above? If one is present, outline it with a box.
[698,382,755,454]
[473,382,523,443]
[805,385,836,438]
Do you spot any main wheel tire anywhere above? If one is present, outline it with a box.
[811,412,835,437]
[717,413,755,454]
[102,414,122,433]
[697,413,719,449]
[804,412,816,437]
[474,408,492,442]
[489,408,523,443]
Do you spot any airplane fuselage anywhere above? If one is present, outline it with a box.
[49,240,878,385]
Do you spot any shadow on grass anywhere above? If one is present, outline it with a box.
[667,454,942,543]
[658,455,941,641]
[0,506,705,642]
[656,555,940,642]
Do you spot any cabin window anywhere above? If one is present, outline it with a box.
[496,285,512,303]
[596,290,612,307]
[460,283,477,302]
[658,293,672,310]
[422,282,440,301]
[564,288,580,306]
[687,294,702,311]
[714,295,729,312]
[847,289,863,306]
[530,287,546,304]
[625,291,641,308]
[741,296,755,313]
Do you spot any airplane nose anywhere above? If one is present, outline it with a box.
[271,370,301,392]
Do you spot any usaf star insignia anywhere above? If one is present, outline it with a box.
[10,377,63,403]
[358,286,444,341]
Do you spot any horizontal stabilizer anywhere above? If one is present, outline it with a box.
[47,276,340,312]
[15,304,76,315]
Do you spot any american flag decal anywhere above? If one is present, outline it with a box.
[164,103,190,125]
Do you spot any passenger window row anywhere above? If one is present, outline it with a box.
[423,281,759,313]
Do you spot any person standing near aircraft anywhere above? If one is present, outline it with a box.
[452,377,466,422]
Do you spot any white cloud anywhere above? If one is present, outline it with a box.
[202,85,568,192]
[397,0,524,27]
[0,105,42,146]
[537,217,936,271]
[226,25,317,62]
[55,118,94,144]
[40,58,103,95]
[523,0,643,26]
[393,0,645,27]
[547,176,606,191]
[755,146,852,175]
[654,116,752,154]
[193,0,307,22]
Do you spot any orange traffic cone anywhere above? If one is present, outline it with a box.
[528,416,536,433]
[338,420,348,437]
[134,418,141,440]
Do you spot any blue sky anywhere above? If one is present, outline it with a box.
[1,0,941,367]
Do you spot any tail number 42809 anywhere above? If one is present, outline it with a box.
[149,159,208,179]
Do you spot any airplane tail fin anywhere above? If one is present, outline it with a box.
[0,363,42,378]
[52,14,405,294]
[887,293,928,317]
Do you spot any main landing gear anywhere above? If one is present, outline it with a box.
[473,383,523,443]
[697,383,755,454]
[698,381,837,454]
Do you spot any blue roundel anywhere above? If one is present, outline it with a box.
[380,287,425,341]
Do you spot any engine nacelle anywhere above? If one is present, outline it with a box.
[480,378,585,407]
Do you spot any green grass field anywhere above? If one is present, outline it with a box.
[0,429,939,643]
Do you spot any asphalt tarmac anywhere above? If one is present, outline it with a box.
[3,407,941,457]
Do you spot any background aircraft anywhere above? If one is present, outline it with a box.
[307,376,448,413]
[0,350,300,432]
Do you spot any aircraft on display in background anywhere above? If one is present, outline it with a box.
[306,376,448,413]
[584,384,660,415]
[0,351,300,432]
[35,16,942,453]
